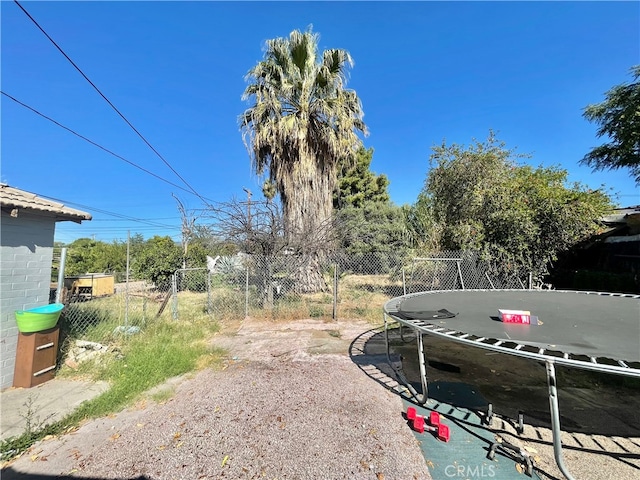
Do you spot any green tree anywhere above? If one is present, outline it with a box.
[185,241,209,268]
[581,65,640,185]
[333,147,389,209]
[241,28,367,292]
[331,146,406,271]
[192,226,239,257]
[133,236,182,289]
[403,192,442,252]
[65,238,96,276]
[416,132,613,279]
[65,238,127,276]
[335,202,409,274]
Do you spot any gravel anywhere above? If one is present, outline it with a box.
[4,347,431,479]
[6,316,637,480]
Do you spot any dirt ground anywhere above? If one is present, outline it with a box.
[2,318,430,480]
[213,317,640,479]
[3,316,640,480]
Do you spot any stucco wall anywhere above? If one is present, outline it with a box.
[0,212,55,389]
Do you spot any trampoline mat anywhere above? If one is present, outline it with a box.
[394,290,640,363]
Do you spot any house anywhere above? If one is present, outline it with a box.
[0,184,91,389]
[551,205,640,293]
[601,205,640,236]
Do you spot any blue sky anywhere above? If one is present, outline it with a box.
[2,1,638,244]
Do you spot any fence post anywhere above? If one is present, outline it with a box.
[245,264,249,319]
[332,263,338,321]
[528,272,533,290]
[125,231,130,327]
[207,272,212,314]
[402,267,406,296]
[55,247,67,303]
[143,294,147,324]
[172,272,178,321]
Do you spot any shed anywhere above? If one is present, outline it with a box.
[0,184,91,389]
[64,273,115,300]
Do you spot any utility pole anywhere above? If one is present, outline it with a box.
[173,193,197,270]
[243,187,252,231]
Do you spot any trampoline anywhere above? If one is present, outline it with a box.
[383,289,640,480]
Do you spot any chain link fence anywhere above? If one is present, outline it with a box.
[401,251,528,293]
[56,250,531,347]
[60,278,171,345]
[201,249,531,324]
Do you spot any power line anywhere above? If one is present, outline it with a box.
[13,0,212,207]
[30,191,179,230]
[1,90,211,199]
[68,225,182,231]
[91,217,181,222]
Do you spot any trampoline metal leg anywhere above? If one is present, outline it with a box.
[417,331,429,404]
[384,313,392,364]
[384,316,428,405]
[546,361,575,480]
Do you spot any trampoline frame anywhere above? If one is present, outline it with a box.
[383,289,640,480]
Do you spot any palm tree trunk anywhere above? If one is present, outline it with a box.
[294,251,327,293]
[283,155,332,293]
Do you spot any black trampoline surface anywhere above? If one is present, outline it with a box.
[387,290,640,363]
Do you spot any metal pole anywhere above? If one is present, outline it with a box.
[485,271,496,290]
[125,230,130,327]
[528,272,533,290]
[517,276,526,289]
[417,331,429,404]
[333,263,338,321]
[207,272,212,315]
[384,314,423,404]
[243,188,252,229]
[55,247,67,303]
[546,361,576,480]
[172,273,178,321]
[245,264,249,319]
[456,260,465,290]
[402,267,406,296]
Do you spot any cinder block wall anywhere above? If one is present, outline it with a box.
[0,212,55,389]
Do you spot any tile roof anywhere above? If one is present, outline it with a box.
[0,184,91,223]
[602,205,640,225]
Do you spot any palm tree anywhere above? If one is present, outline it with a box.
[241,28,367,292]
